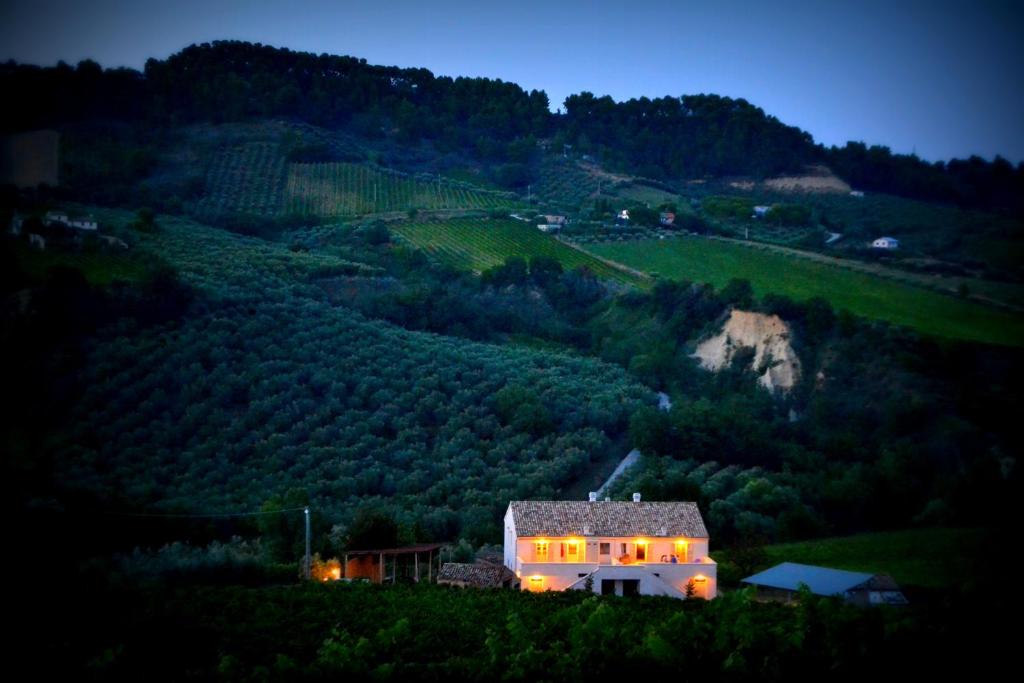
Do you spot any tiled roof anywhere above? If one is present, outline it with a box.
[438,562,515,587]
[508,500,708,538]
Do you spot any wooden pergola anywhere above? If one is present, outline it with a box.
[341,543,444,584]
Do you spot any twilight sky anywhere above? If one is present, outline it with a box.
[2,0,1022,163]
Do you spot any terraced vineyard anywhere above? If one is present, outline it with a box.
[197,142,287,218]
[534,157,607,206]
[285,163,520,216]
[391,218,646,286]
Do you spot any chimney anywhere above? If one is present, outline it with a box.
[604,496,611,502]
[632,492,641,502]
[588,491,597,502]
[583,524,592,536]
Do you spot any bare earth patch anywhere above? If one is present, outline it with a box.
[692,310,801,392]
[763,164,851,194]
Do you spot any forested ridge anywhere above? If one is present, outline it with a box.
[3,40,1022,210]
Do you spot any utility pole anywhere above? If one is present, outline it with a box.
[304,506,311,580]
[527,184,531,203]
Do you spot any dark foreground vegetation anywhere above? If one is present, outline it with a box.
[13,569,1011,682]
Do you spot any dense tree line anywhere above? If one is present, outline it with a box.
[2,41,551,158]
[561,92,816,179]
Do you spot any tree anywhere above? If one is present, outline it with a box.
[345,507,399,550]
[720,279,754,309]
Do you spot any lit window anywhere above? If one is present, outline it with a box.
[674,540,689,562]
[528,576,544,591]
[636,542,647,562]
[567,540,580,561]
[535,541,549,561]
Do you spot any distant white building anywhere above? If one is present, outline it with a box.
[537,224,561,234]
[850,190,865,198]
[752,205,772,218]
[539,214,567,226]
[44,211,98,231]
[9,213,24,236]
[871,236,899,250]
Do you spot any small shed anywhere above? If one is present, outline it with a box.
[741,562,908,606]
[438,561,519,589]
[342,543,443,584]
[871,236,899,250]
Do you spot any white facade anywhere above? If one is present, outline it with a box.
[871,236,899,250]
[503,503,717,600]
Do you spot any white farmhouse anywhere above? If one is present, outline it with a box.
[44,211,98,231]
[871,236,899,250]
[503,494,717,599]
[752,205,772,218]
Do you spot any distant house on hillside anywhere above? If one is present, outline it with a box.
[659,212,676,227]
[438,561,519,589]
[45,211,98,231]
[540,215,567,225]
[9,213,24,236]
[752,205,772,218]
[503,494,717,599]
[537,223,561,233]
[742,562,908,606]
[871,236,899,250]
[616,209,630,225]
[850,190,865,198]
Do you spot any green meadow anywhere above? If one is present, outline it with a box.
[591,237,1024,346]
[392,218,646,286]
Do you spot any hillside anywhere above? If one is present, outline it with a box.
[5,40,1022,214]
[26,209,653,543]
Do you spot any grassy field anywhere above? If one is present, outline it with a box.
[590,237,1024,346]
[286,162,519,216]
[12,241,154,285]
[391,218,647,286]
[715,528,993,590]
